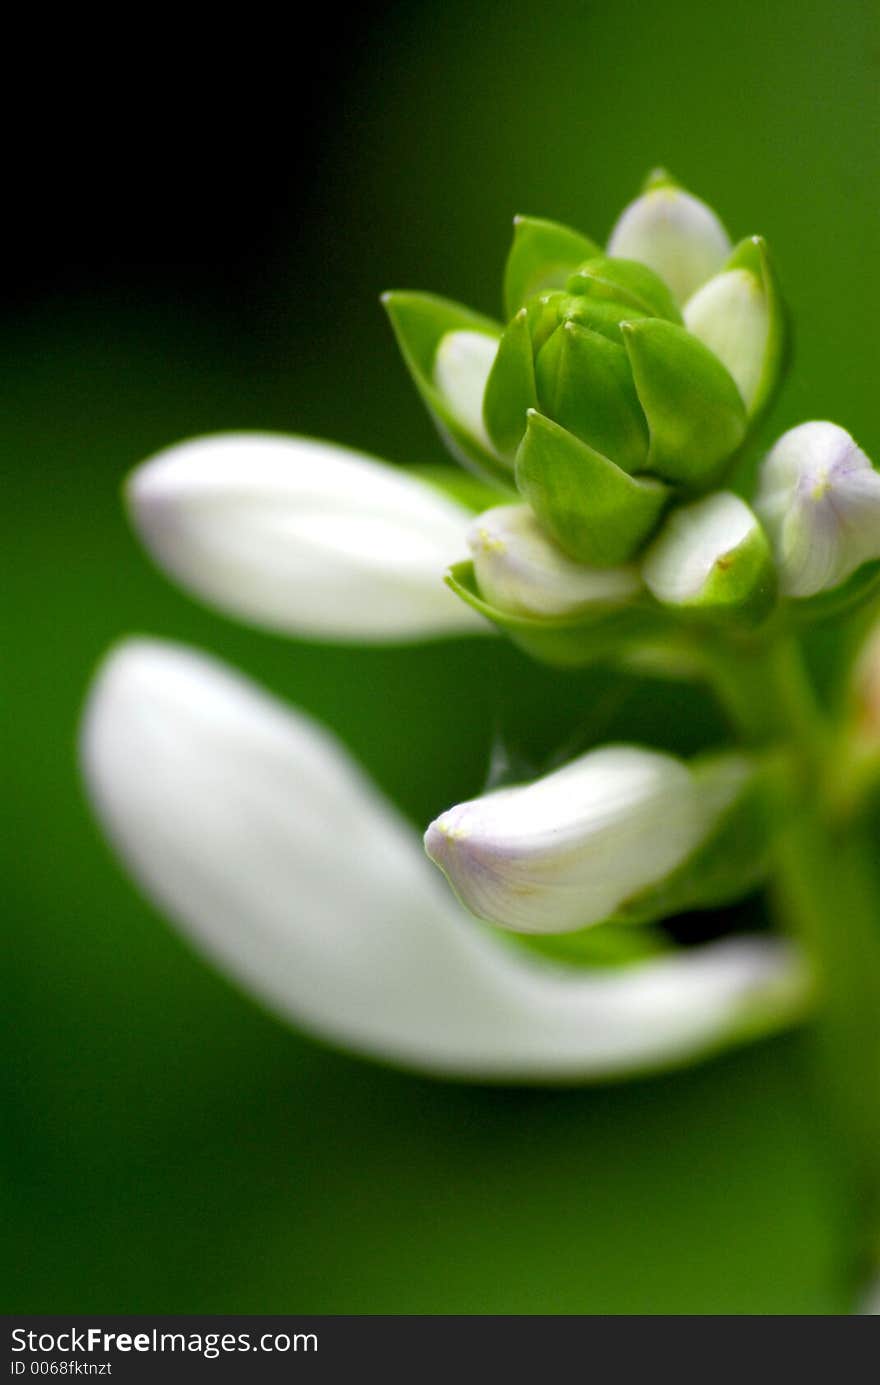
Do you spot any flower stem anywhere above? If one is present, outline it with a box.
[704,631,880,1288]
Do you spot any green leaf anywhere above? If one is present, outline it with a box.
[445,559,671,668]
[535,321,649,474]
[503,215,601,319]
[566,255,683,324]
[382,290,509,485]
[621,317,747,486]
[515,410,669,565]
[483,307,538,457]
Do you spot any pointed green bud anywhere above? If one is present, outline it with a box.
[482,307,538,458]
[557,292,652,345]
[503,215,601,319]
[621,318,747,486]
[382,291,509,485]
[515,410,669,565]
[524,290,567,355]
[684,236,787,419]
[467,503,639,618]
[642,491,776,621]
[566,255,683,324]
[754,421,880,597]
[607,179,732,306]
[535,321,649,473]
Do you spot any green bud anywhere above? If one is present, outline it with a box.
[515,410,669,565]
[684,236,787,420]
[482,307,538,458]
[566,255,683,324]
[535,320,649,473]
[641,491,776,622]
[503,215,601,319]
[621,318,748,486]
[557,292,652,345]
[382,291,509,485]
[524,290,568,355]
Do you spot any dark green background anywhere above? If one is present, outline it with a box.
[5,0,877,1312]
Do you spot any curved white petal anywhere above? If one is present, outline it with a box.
[426,746,710,934]
[127,433,484,642]
[683,268,769,411]
[607,187,732,307]
[755,422,880,597]
[433,330,499,452]
[80,638,806,1080]
[469,505,639,617]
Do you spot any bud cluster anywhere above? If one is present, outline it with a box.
[385,171,880,660]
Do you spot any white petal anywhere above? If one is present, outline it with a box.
[755,422,880,597]
[433,330,499,452]
[81,639,806,1080]
[607,187,732,307]
[469,504,639,617]
[642,492,759,604]
[426,746,712,934]
[683,268,769,411]
[127,432,484,641]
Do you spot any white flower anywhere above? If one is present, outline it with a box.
[468,504,639,617]
[755,422,880,598]
[433,330,499,453]
[127,432,484,641]
[80,639,805,1080]
[425,745,734,935]
[607,183,731,307]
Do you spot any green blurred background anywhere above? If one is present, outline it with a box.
[5,0,878,1313]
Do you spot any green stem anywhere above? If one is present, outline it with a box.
[773,811,880,1278]
[703,631,880,1288]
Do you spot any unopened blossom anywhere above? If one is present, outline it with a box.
[755,422,880,598]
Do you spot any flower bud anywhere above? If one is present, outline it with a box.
[467,504,639,618]
[126,433,486,641]
[683,236,786,419]
[425,746,710,934]
[754,422,880,598]
[515,410,669,566]
[607,175,732,307]
[620,318,747,486]
[642,491,775,621]
[382,291,508,484]
[566,255,682,324]
[503,215,601,319]
[535,319,649,472]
